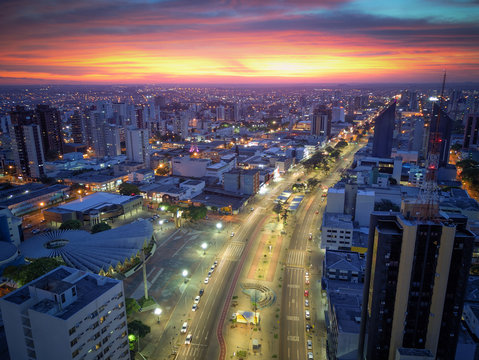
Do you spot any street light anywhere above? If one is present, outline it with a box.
[201,242,207,255]
[216,222,222,232]
[182,269,188,283]
[154,307,162,323]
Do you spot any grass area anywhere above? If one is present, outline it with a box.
[138,296,157,308]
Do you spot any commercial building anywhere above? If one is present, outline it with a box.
[321,213,353,250]
[464,114,479,149]
[35,104,64,158]
[324,250,365,283]
[332,106,345,123]
[125,127,149,164]
[359,207,475,360]
[372,101,396,158]
[428,103,453,168]
[43,192,142,226]
[223,169,260,195]
[0,266,129,360]
[311,106,331,138]
[171,156,211,178]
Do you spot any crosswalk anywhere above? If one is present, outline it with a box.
[286,250,306,267]
[223,242,245,260]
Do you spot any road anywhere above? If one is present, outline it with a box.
[280,142,364,360]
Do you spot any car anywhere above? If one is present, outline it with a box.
[307,339,312,350]
[207,271,212,278]
[194,296,200,304]
[199,289,204,296]
[305,310,310,320]
[305,279,310,285]
[304,290,309,297]
[250,207,254,212]
[306,323,311,332]
[308,351,314,359]
[181,322,188,333]
[214,260,218,266]
[32,229,40,234]
[315,211,319,214]
[24,224,33,229]
[185,334,192,345]
[231,313,236,320]
[204,277,209,284]
[40,219,46,223]
[192,304,198,311]
[305,299,309,307]
[305,272,309,277]
[308,233,312,240]
[210,266,215,272]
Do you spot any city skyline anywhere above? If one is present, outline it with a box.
[1,0,479,85]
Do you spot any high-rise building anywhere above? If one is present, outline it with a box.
[428,102,453,167]
[463,114,479,149]
[104,125,121,157]
[112,102,127,126]
[23,124,46,178]
[0,266,130,360]
[409,91,418,111]
[372,101,396,158]
[311,106,331,138]
[90,111,108,157]
[126,127,149,164]
[234,103,240,122]
[216,105,225,121]
[35,104,64,159]
[70,110,84,144]
[408,117,425,154]
[332,106,345,123]
[359,207,475,360]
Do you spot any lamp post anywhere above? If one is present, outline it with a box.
[216,222,222,233]
[154,307,162,323]
[159,219,164,230]
[201,242,207,255]
[182,269,188,283]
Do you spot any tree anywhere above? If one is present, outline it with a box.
[374,199,400,212]
[3,258,64,286]
[335,140,348,149]
[60,219,82,230]
[307,178,320,189]
[155,164,170,176]
[91,222,111,234]
[125,298,140,316]
[118,182,140,196]
[450,142,462,151]
[273,203,282,221]
[184,205,207,221]
[128,320,150,338]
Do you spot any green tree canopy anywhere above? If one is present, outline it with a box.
[273,203,283,214]
[128,320,151,338]
[450,142,462,151]
[91,222,111,234]
[125,298,140,316]
[307,178,320,189]
[184,205,207,221]
[3,258,65,286]
[60,219,82,230]
[335,140,348,149]
[118,182,140,196]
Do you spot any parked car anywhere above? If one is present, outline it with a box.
[199,289,204,296]
[305,310,310,320]
[181,322,188,333]
[185,334,192,344]
[308,351,314,359]
[192,304,198,312]
[307,339,312,350]
[305,299,309,307]
[194,296,200,304]
[304,290,309,297]
[204,277,209,284]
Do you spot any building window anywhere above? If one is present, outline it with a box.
[61,293,66,303]
[95,342,102,350]
[71,337,78,347]
[72,287,77,296]
[72,349,80,358]
[69,327,76,336]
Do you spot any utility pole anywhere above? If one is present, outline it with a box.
[142,247,148,300]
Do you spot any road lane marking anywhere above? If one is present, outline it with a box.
[287,316,300,321]
[287,336,300,341]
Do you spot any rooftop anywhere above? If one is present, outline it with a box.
[323,213,353,229]
[54,192,138,212]
[0,184,69,207]
[3,266,119,320]
[325,250,365,272]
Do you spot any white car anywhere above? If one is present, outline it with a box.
[207,271,212,278]
[181,322,188,333]
[308,351,314,360]
[230,232,235,237]
[185,334,192,345]
[305,310,310,320]
[194,296,200,304]
[307,339,312,350]
[192,304,198,312]
[305,299,309,307]
[204,277,209,284]
[214,260,218,267]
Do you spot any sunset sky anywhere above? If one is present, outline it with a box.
[1,0,479,84]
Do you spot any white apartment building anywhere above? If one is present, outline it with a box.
[0,266,129,360]
[321,213,354,250]
[126,127,150,164]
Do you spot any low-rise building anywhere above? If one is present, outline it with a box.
[321,213,353,250]
[324,250,365,283]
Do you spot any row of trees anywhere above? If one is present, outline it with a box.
[456,159,479,193]
[303,140,349,172]
[3,258,65,287]
[59,219,111,233]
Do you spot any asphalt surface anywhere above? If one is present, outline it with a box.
[279,142,364,360]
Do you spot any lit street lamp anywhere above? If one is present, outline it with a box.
[201,242,208,255]
[154,307,162,323]
[216,222,222,232]
[182,269,188,283]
